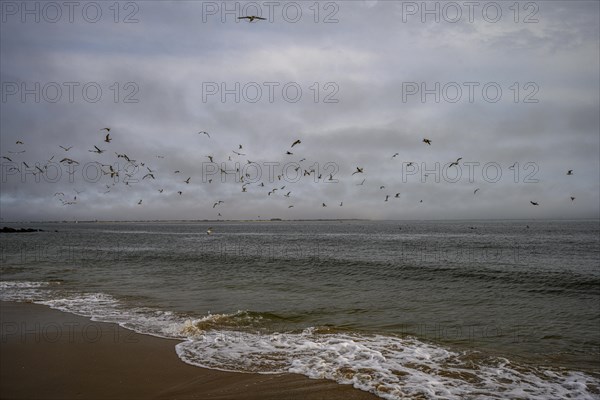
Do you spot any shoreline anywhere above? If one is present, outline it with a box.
[0,301,379,400]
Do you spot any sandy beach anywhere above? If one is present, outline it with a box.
[0,301,379,400]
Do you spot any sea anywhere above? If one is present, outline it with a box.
[1,219,599,399]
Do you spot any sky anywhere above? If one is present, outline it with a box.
[1,0,599,221]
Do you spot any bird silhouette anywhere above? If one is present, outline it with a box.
[238,15,266,22]
[291,139,301,147]
[104,134,111,143]
[530,201,539,206]
[352,167,364,175]
[567,170,573,175]
[89,145,105,154]
[449,157,462,167]
[423,138,432,145]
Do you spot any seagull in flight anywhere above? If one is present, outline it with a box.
[89,145,105,154]
[104,133,111,143]
[449,157,462,167]
[106,166,119,178]
[239,15,266,22]
[352,167,364,175]
[59,145,72,151]
[16,140,24,145]
[198,131,210,138]
[473,188,480,195]
[356,179,365,186]
[423,138,432,145]
[509,162,517,170]
[570,196,575,201]
[530,201,539,206]
[392,153,399,158]
[291,139,301,148]
[184,177,191,184]
[60,158,79,165]
[213,201,224,208]
[101,128,111,132]
[137,199,142,205]
[394,193,400,198]
[567,170,573,175]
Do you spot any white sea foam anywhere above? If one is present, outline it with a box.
[38,293,187,339]
[2,281,599,400]
[0,280,52,301]
[175,328,599,399]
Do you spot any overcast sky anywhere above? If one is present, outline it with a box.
[1,1,598,221]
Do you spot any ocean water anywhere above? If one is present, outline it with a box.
[1,220,599,399]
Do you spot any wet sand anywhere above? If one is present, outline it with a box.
[0,301,379,400]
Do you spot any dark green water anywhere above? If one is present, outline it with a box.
[1,220,599,399]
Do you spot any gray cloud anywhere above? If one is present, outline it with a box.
[1,1,598,221]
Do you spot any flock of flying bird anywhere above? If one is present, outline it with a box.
[1,129,579,220]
